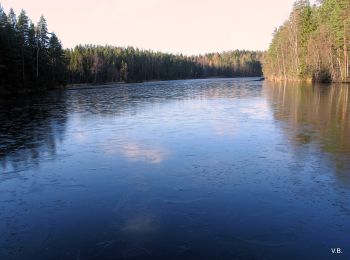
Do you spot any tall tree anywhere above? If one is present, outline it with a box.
[17,10,29,82]
[48,33,66,85]
[36,15,49,79]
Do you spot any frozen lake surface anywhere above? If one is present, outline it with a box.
[0,78,349,259]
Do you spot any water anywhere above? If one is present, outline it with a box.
[0,78,349,259]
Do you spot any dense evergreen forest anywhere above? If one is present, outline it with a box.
[0,7,66,94]
[263,0,350,83]
[66,46,262,84]
[0,5,262,94]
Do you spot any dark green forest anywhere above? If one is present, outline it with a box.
[0,7,66,94]
[66,46,262,84]
[263,0,350,83]
[0,5,262,94]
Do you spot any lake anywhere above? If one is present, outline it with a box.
[0,78,349,259]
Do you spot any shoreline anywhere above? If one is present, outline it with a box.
[265,76,350,84]
[0,77,264,97]
[66,76,264,90]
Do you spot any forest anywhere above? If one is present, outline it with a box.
[0,5,262,94]
[263,0,350,83]
[66,46,263,84]
[3,0,348,94]
[0,7,66,94]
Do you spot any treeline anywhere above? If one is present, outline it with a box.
[66,46,263,84]
[263,0,350,83]
[0,5,262,94]
[0,6,66,94]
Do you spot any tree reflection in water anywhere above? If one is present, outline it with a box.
[265,81,350,183]
[0,92,68,172]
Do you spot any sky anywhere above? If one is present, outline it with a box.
[1,0,316,55]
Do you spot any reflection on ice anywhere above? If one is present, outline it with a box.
[265,81,350,177]
[239,100,271,120]
[0,92,67,172]
[102,139,168,164]
[121,143,168,164]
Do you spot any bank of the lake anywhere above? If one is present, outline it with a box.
[263,0,350,84]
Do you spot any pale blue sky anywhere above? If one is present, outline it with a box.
[1,0,316,54]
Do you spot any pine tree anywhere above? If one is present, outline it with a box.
[0,5,8,88]
[7,8,16,29]
[36,15,49,80]
[49,33,66,85]
[17,10,29,82]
